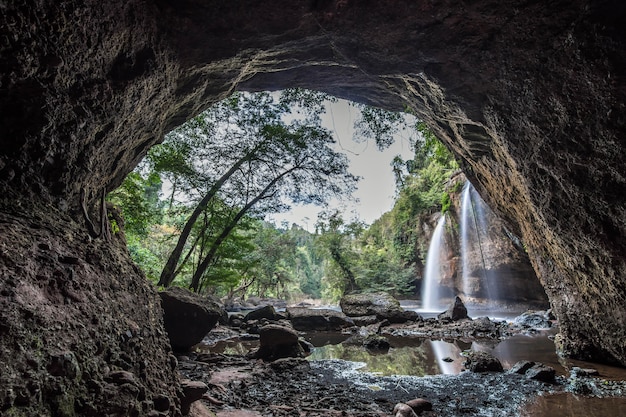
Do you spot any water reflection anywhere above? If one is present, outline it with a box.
[306,341,436,376]
[307,332,564,377]
[430,340,463,375]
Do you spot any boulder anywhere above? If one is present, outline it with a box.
[340,292,417,323]
[244,305,281,322]
[159,287,223,352]
[513,310,552,329]
[463,351,503,373]
[437,296,469,322]
[249,324,305,361]
[286,307,354,331]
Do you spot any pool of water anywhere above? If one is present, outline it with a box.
[304,330,566,377]
[202,327,626,416]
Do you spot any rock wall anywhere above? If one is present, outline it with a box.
[0,201,181,416]
[1,0,625,413]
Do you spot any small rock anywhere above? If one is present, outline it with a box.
[463,351,503,373]
[269,357,311,373]
[571,366,599,377]
[526,363,556,383]
[513,310,552,329]
[393,402,418,417]
[437,296,469,321]
[180,379,208,415]
[406,398,433,413]
[509,360,535,374]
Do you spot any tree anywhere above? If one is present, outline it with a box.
[315,211,363,298]
[154,90,359,291]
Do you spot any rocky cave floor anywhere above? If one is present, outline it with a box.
[177,320,626,417]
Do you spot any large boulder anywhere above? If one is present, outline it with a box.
[244,305,282,322]
[340,292,418,323]
[159,287,223,352]
[463,351,504,373]
[249,324,305,361]
[286,307,354,331]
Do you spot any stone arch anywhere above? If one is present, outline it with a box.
[1,0,626,414]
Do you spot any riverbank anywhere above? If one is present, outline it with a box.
[178,316,626,416]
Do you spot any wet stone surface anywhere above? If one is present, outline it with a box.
[179,352,563,416]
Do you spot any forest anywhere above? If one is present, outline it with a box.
[108,89,459,303]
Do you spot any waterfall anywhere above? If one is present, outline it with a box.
[460,182,473,297]
[460,181,498,308]
[422,214,447,311]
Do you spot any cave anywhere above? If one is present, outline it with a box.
[1,0,625,415]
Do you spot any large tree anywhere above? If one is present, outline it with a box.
[154,90,359,291]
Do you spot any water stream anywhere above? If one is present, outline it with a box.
[421,214,447,312]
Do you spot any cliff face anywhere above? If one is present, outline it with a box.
[1,0,625,413]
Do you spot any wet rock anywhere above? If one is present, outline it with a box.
[406,398,433,414]
[393,402,418,417]
[508,360,555,383]
[509,360,536,375]
[229,313,244,328]
[437,296,469,322]
[386,309,421,324]
[525,364,556,383]
[469,316,498,333]
[180,379,208,415]
[513,311,552,329]
[350,315,380,326]
[269,357,311,373]
[244,305,281,322]
[340,292,414,322]
[160,287,223,352]
[286,307,354,331]
[463,351,503,373]
[570,366,599,377]
[250,324,305,361]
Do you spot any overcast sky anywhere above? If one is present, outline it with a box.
[266,98,415,229]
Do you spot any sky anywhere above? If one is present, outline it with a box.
[266,98,416,229]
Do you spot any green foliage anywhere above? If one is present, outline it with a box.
[441,192,451,214]
[107,171,162,237]
[108,90,459,302]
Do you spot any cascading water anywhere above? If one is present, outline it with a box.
[421,214,447,311]
[460,181,499,309]
[460,182,473,298]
